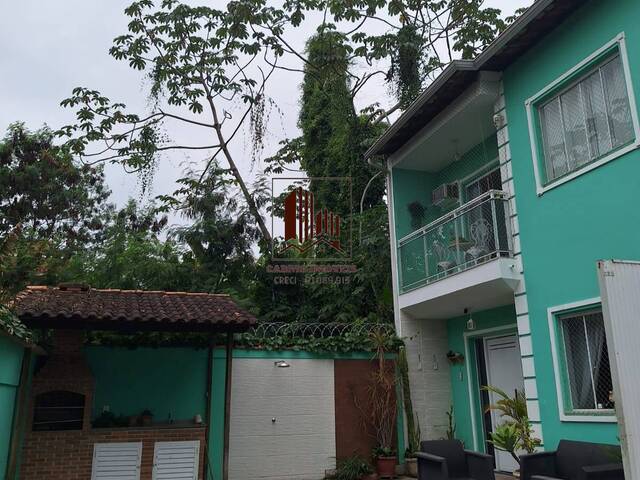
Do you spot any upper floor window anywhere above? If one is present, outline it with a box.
[33,390,85,431]
[539,54,634,182]
[527,34,640,194]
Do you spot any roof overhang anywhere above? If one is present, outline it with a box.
[17,314,255,333]
[390,72,501,171]
[365,0,588,160]
[13,286,257,333]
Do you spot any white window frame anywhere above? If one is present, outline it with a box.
[526,32,640,195]
[547,297,617,423]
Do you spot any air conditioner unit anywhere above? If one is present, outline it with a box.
[431,183,459,208]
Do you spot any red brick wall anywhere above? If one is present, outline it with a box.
[20,330,209,479]
[20,426,207,480]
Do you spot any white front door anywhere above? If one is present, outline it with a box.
[484,335,525,473]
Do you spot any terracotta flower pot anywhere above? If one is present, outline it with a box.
[375,456,396,479]
[405,457,418,477]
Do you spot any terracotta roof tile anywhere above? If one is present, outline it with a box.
[12,285,256,332]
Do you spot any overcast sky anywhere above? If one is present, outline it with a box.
[0,0,530,229]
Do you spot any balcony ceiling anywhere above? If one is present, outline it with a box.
[392,72,501,173]
[398,258,521,320]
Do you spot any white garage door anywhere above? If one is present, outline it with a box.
[229,358,336,480]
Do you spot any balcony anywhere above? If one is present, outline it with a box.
[397,190,520,318]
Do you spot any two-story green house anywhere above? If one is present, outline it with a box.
[366,0,639,472]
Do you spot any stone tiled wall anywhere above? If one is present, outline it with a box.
[400,312,452,441]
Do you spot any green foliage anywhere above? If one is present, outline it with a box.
[62,200,191,291]
[446,404,456,440]
[0,123,109,299]
[482,385,541,465]
[398,347,420,456]
[488,423,520,461]
[87,322,401,354]
[388,24,424,108]
[298,29,385,213]
[483,385,528,424]
[92,411,130,428]
[0,305,33,343]
[328,455,372,480]
[0,123,108,240]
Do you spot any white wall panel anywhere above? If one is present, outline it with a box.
[229,358,336,480]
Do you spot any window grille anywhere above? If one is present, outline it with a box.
[33,390,85,431]
[539,53,634,183]
[559,310,614,412]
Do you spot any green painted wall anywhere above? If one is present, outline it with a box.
[0,336,24,479]
[82,346,399,480]
[85,347,209,422]
[502,0,640,448]
[446,305,517,451]
[391,135,499,241]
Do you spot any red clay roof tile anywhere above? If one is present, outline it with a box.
[12,285,256,332]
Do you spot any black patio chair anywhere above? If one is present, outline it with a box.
[520,439,624,480]
[416,439,495,480]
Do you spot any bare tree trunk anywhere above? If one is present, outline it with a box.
[205,93,272,245]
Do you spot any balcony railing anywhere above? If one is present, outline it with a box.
[398,190,512,293]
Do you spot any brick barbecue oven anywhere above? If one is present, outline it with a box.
[8,284,256,480]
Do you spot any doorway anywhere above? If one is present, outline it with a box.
[481,335,524,473]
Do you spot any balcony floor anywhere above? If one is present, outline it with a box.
[399,257,521,319]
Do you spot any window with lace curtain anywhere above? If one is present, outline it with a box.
[558,309,614,414]
[539,53,635,183]
[527,36,640,194]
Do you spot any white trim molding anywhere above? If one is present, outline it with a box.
[525,32,640,195]
[386,164,403,336]
[547,296,618,423]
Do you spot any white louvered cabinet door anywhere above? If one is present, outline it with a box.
[152,440,200,480]
[91,442,142,480]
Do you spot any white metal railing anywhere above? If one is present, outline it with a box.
[397,190,512,293]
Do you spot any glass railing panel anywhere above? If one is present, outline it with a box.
[397,190,512,293]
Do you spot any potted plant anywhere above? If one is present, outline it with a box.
[407,201,426,230]
[326,455,373,480]
[140,409,154,427]
[404,418,420,477]
[372,447,396,479]
[353,330,398,479]
[446,350,465,365]
[398,347,419,478]
[482,386,541,477]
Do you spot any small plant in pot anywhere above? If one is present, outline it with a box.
[372,446,396,479]
[140,409,154,427]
